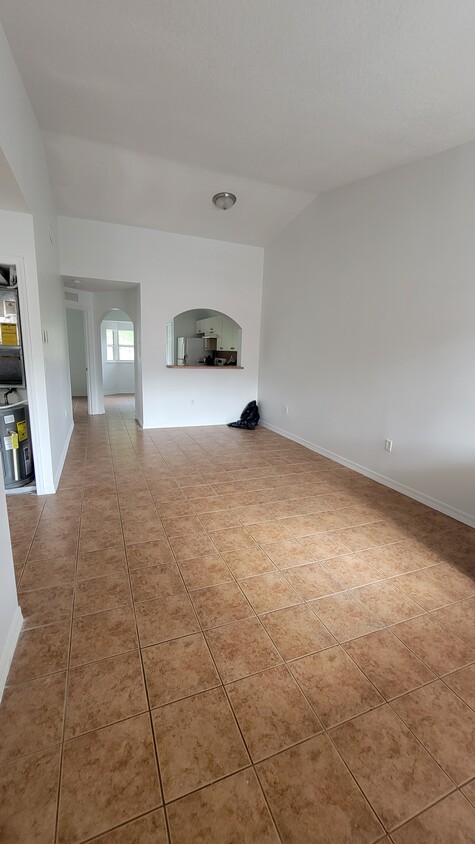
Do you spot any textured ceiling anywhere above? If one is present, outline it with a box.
[2,1,475,244]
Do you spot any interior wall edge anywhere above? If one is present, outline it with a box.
[0,606,23,701]
[52,418,74,491]
[260,420,475,530]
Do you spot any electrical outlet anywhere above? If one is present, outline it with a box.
[284,406,289,415]
[384,439,393,452]
[190,399,195,405]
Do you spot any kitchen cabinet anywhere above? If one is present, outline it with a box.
[196,317,222,337]
[218,316,239,351]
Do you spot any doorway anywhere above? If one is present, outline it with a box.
[100,309,135,402]
[66,308,88,410]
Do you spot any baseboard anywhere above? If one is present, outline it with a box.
[53,419,74,490]
[0,606,23,700]
[261,420,475,529]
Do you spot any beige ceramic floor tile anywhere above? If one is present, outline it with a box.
[76,546,127,579]
[344,629,436,700]
[299,532,353,560]
[284,561,342,600]
[238,571,301,614]
[462,778,475,807]
[332,521,409,552]
[358,539,448,577]
[205,617,282,683]
[246,520,293,545]
[391,614,475,675]
[198,511,241,531]
[135,592,199,647]
[7,621,70,684]
[432,598,475,648]
[70,606,138,666]
[320,553,382,588]
[152,687,250,801]
[289,645,383,727]
[0,748,61,844]
[18,584,74,629]
[234,504,274,525]
[162,514,205,537]
[28,535,79,562]
[261,603,336,660]
[0,672,66,763]
[221,547,276,578]
[227,664,321,761]
[352,580,424,625]
[126,539,174,569]
[74,572,132,616]
[5,406,474,844]
[142,633,220,707]
[443,663,475,709]
[65,650,147,738]
[178,554,233,590]
[262,538,315,569]
[79,526,123,554]
[58,714,162,843]
[90,809,169,843]
[279,512,344,538]
[129,563,185,602]
[19,555,77,589]
[392,680,475,785]
[169,532,218,561]
[167,768,280,844]
[332,705,453,830]
[309,591,382,642]
[256,734,383,844]
[391,791,475,844]
[123,520,167,545]
[210,526,259,553]
[393,565,466,610]
[190,581,254,629]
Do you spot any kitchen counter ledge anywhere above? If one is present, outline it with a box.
[166,365,244,369]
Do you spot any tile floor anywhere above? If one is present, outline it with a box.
[1,395,475,843]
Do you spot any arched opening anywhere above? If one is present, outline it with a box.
[167,308,242,366]
[100,309,135,398]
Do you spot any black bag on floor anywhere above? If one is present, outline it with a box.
[228,400,260,430]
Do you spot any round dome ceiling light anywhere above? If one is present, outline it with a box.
[212,192,237,210]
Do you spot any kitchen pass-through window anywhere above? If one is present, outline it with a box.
[106,328,134,362]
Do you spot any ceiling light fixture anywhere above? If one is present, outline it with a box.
[212,192,237,210]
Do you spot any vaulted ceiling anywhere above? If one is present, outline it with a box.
[2,1,475,245]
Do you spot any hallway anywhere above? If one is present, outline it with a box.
[1,396,475,842]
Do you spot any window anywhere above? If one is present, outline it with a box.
[106,327,134,362]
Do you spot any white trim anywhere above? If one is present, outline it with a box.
[65,297,103,415]
[53,418,74,489]
[261,420,475,530]
[0,606,23,701]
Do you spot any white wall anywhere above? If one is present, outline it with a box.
[59,217,264,427]
[0,25,72,491]
[260,141,475,526]
[0,476,22,698]
[101,317,135,395]
[66,307,87,395]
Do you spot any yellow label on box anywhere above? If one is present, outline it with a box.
[11,432,19,449]
[17,420,27,442]
[1,324,18,345]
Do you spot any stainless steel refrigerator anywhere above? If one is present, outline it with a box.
[176,337,204,366]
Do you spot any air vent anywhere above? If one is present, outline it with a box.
[65,291,79,302]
